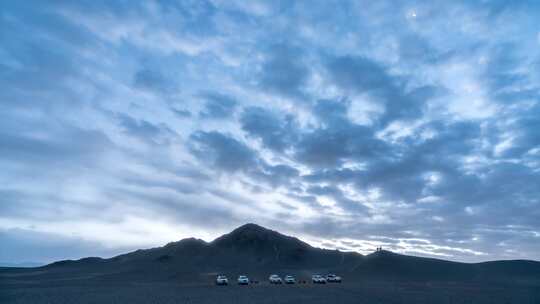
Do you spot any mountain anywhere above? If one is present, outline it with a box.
[209,223,361,269]
[0,261,43,267]
[3,223,540,284]
[353,249,540,282]
[102,223,361,275]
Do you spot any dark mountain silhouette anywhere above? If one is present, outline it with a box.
[209,223,360,269]
[352,248,540,283]
[4,223,540,284]
[3,223,540,304]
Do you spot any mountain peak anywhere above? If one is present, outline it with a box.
[211,223,311,252]
[232,223,272,234]
[164,237,207,248]
[212,223,278,244]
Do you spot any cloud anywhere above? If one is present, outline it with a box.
[306,184,368,214]
[325,55,433,124]
[118,114,176,145]
[327,55,394,94]
[258,44,310,99]
[133,66,176,93]
[0,123,113,168]
[189,131,258,172]
[188,130,302,189]
[240,106,298,152]
[1,0,540,264]
[0,228,132,265]
[294,126,379,168]
[293,100,391,168]
[171,108,192,118]
[199,92,238,119]
[398,33,439,63]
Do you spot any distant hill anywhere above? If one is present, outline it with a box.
[0,261,43,267]
[354,250,540,282]
[3,223,540,284]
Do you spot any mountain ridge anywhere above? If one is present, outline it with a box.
[4,223,538,284]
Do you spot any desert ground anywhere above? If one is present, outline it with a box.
[2,278,539,304]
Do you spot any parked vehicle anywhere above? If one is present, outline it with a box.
[215,275,228,285]
[284,275,295,284]
[311,274,326,284]
[237,275,250,285]
[326,274,342,283]
[269,274,283,284]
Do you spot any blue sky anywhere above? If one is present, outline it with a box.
[1,0,540,265]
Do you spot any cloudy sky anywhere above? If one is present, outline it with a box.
[1,0,540,265]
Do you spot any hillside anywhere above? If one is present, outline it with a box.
[2,224,539,284]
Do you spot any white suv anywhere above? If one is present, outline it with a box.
[326,274,342,283]
[215,275,228,285]
[269,274,283,284]
[311,274,326,284]
[284,275,295,284]
[237,275,249,285]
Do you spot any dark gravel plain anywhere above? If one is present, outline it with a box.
[2,279,540,304]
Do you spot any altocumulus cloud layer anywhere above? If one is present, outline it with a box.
[1,0,540,265]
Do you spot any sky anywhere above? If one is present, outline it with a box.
[1,0,540,266]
